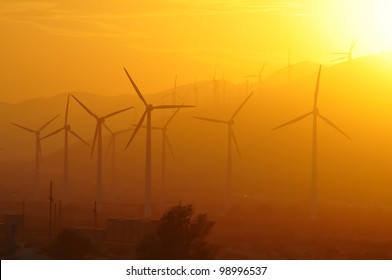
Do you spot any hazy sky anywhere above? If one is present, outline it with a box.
[1,0,392,103]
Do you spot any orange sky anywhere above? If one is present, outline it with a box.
[1,0,392,103]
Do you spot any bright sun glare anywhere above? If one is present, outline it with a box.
[342,0,392,54]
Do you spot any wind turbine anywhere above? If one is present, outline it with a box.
[103,123,132,188]
[272,65,350,220]
[202,63,223,104]
[11,115,59,187]
[161,75,182,105]
[244,61,267,92]
[40,94,89,202]
[72,95,133,203]
[331,39,358,62]
[123,67,194,219]
[194,93,253,212]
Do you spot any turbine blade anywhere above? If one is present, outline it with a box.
[123,67,148,107]
[69,129,90,146]
[64,93,70,126]
[259,60,267,76]
[72,95,98,119]
[318,113,351,140]
[39,115,60,131]
[331,57,347,62]
[41,127,64,141]
[132,124,160,130]
[164,105,182,128]
[114,128,133,135]
[193,116,227,124]
[272,111,313,131]
[165,134,175,160]
[231,92,253,120]
[313,65,322,110]
[103,106,133,119]
[90,123,99,158]
[153,104,194,110]
[103,123,113,134]
[125,110,147,150]
[230,128,241,159]
[10,123,35,133]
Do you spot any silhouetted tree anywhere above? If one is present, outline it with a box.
[136,204,215,259]
[47,229,94,259]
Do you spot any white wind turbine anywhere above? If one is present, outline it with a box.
[331,39,358,62]
[123,67,194,219]
[244,61,267,92]
[194,93,253,212]
[41,94,89,202]
[11,115,59,187]
[161,75,183,105]
[72,95,133,203]
[202,63,223,104]
[272,65,350,220]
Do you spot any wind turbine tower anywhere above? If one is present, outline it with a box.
[11,115,59,189]
[272,66,350,220]
[103,124,132,188]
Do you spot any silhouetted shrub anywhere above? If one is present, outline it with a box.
[136,204,215,259]
[47,229,94,259]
